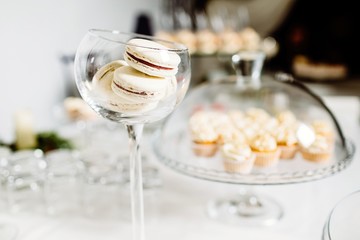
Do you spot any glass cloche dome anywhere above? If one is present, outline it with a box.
[153,50,355,185]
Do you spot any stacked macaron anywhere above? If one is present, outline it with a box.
[92,38,180,113]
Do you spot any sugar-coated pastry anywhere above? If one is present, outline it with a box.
[124,38,181,78]
[221,143,255,173]
[250,133,280,167]
[300,135,332,163]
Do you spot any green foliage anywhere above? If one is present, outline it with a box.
[0,131,74,153]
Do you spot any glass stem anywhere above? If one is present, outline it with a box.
[126,124,145,240]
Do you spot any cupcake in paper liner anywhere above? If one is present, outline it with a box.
[216,124,247,146]
[221,143,255,174]
[250,133,280,167]
[190,126,218,157]
[300,135,332,163]
[245,107,271,123]
[189,112,219,157]
[273,126,299,159]
[276,110,298,126]
[311,120,335,145]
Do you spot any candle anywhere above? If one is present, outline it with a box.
[14,110,37,150]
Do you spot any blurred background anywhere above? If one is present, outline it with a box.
[0,0,359,141]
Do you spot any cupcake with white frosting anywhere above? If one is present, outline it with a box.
[221,143,255,173]
[218,29,244,54]
[276,110,297,126]
[239,27,261,51]
[300,135,332,163]
[273,126,299,159]
[195,29,219,55]
[311,120,335,144]
[245,107,271,123]
[227,110,244,128]
[217,124,247,146]
[250,133,280,167]
[189,111,219,157]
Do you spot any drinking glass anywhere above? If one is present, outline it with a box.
[74,29,191,240]
[44,149,82,216]
[0,146,18,240]
[6,149,46,213]
[322,190,360,240]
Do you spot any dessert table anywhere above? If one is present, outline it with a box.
[1,96,359,240]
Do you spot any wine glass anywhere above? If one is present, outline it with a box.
[74,29,191,240]
[322,190,360,240]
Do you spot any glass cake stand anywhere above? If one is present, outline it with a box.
[153,51,355,226]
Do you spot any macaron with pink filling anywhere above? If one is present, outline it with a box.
[92,61,158,113]
[111,65,169,103]
[124,38,181,78]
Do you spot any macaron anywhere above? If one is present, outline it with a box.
[124,38,181,78]
[92,62,158,113]
[92,60,127,86]
[111,65,168,103]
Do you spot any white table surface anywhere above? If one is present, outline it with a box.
[1,96,359,240]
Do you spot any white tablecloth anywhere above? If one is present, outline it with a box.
[1,96,359,240]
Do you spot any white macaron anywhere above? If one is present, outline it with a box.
[124,38,181,78]
[92,62,158,113]
[111,65,169,103]
[92,60,127,86]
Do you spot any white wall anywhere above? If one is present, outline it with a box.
[0,0,160,141]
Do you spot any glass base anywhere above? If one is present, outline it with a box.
[0,224,18,240]
[206,191,283,227]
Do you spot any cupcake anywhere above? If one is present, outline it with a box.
[239,27,261,51]
[195,29,219,55]
[276,110,297,126]
[261,117,279,134]
[311,120,335,144]
[221,143,255,173]
[174,29,197,55]
[216,124,247,146]
[273,127,299,159]
[189,111,219,157]
[218,29,244,54]
[154,31,177,43]
[250,133,280,167]
[245,107,271,123]
[300,135,332,163]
